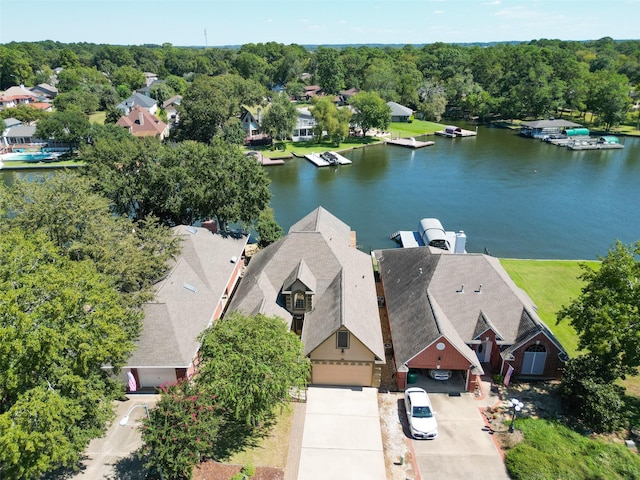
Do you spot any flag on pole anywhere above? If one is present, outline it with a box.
[504,364,514,386]
[127,371,137,392]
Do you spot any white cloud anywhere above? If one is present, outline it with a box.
[482,0,501,5]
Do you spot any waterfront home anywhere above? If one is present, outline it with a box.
[386,101,413,122]
[117,223,248,389]
[226,207,385,387]
[0,85,40,110]
[292,106,317,141]
[30,83,58,100]
[116,105,168,139]
[375,248,568,392]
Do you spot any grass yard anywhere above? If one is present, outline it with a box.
[89,111,106,125]
[226,404,295,468]
[500,258,640,402]
[256,136,383,159]
[387,120,445,138]
[505,418,640,480]
[500,259,599,357]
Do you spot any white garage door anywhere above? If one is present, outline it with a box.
[312,361,372,386]
[137,368,177,388]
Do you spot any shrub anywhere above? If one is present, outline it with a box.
[241,463,256,477]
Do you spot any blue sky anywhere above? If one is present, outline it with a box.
[1,0,638,46]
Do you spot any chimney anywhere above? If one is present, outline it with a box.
[138,110,144,125]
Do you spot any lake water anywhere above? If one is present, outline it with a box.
[267,126,640,259]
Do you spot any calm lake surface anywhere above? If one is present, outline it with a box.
[267,125,640,259]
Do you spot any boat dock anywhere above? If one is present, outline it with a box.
[567,141,624,151]
[304,151,352,167]
[245,151,286,165]
[435,126,478,138]
[385,137,435,149]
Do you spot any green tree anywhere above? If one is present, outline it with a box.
[349,91,391,137]
[255,206,283,248]
[310,96,351,145]
[587,71,631,130]
[216,117,247,146]
[149,81,176,104]
[35,109,91,150]
[177,74,265,143]
[141,380,225,480]
[0,45,34,89]
[557,241,640,381]
[558,355,625,433]
[197,312,310,426]
[80,137,271,230]
[111,65,146,92]
[314,47,344,95]
[0,229,142,479]
[0,104,47,124]
[0,173,178,304]
[417,80,447,122]
[261,92,297,141]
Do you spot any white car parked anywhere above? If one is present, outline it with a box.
[404,387,438,439]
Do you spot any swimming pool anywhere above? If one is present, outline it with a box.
[1,152,59,162]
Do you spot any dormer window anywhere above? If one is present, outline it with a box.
[294,291,305,310]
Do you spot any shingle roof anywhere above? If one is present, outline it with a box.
[116,105,167,138]
[376,248,566,368]
[117,92,157,111]
[386,101,413,116]
[227,207,385,360]
[125,226,248,368]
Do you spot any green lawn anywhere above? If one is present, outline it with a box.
[500,259,598,357]
[226,404,294,468]
[500,258,640,398]
[387,120,445,138]
[89,111,106,124]
[505,418,640,480]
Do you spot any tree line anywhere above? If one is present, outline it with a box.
[1,37,639,128]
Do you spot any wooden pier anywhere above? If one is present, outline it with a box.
[245,151,286,165]
[385,137,435,149]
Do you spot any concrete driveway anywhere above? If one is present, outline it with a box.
[298,386,386,480]
[410,393,510,480]
[69,394,160,479]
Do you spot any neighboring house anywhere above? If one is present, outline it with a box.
[386,101,413,122]
[240,105,266,137]
[1,124,44,147]
[118,223,249,389]
[520,119,582,138]
[292,106,317,141]
[144,72,159,87]
[116,92,158,115]
[375,248,568,392]
[339,87,360,104]
[162,94,182,125]
[304,85,323,100]
[0,85,40,110]
[116,105,168,139]
[30,83,58,99]
[226,207,385,388]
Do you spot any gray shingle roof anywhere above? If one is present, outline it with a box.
[386,101,413,116]
[376,248,566,368]
[117,92,157,112]
[227,207,384,360]
[125,226,248,368]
